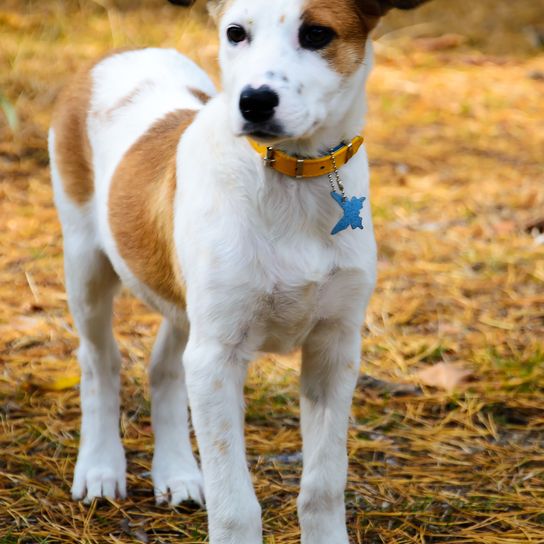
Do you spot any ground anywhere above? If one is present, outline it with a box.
[0,1,543,543]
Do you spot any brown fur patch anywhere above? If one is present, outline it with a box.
[52,49,136,206]
[188,87,211,105]
[101,79,154,120]
[109,109,196,308]
[51,68,94,205]
[302,0,382,75]
[214,438,229,455]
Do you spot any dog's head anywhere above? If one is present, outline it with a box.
[170,0,429,143]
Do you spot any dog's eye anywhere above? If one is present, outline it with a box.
[299,25,336,50]
[227,24,248,44]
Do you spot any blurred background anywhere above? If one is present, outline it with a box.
[0,1,543,543]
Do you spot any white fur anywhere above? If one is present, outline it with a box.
[50,1,378,542]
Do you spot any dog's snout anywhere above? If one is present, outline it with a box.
[239,85,279,123]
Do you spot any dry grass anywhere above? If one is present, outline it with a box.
[1,0,544,542]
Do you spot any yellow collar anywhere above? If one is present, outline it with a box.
[248,135,364,179]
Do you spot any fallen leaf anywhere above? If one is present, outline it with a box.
[120,519,149,544]
[0,91,19,132]
[412,362,473,393]
[358,374,422,397]
[23,374,80,392]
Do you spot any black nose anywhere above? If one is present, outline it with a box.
[239,85,279,123]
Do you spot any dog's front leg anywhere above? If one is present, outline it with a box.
[298,321,362,544]
[184,337,262,544]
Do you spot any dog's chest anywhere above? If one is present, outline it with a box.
[250,266,364,354]
[256,280,320,353]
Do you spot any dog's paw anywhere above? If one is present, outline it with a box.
[71,444,127,503]
[153,464,205,507]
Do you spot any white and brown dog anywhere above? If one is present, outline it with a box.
[49,0,428,542]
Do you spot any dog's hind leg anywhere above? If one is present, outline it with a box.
[297,321,362,544]
[149,318,204,506]
[49,110,126,502]
[64,239,126,503]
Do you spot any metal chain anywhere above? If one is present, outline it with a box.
[328,148,347,201]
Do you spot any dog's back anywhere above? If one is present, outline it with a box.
[49,48,216,311]
[51,49,212,200]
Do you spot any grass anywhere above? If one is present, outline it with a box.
[1,0,543,542]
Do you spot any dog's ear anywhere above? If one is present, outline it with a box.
[207,0,227,23]
[167,0,197,6]
[167,0,225,22]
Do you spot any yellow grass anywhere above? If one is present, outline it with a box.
[1,0,543,542]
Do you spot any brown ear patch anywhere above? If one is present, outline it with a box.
[109,109,197,308]
[302,0,380,76]
[51,68,94,205]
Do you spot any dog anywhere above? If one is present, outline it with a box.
[49,0,429,542]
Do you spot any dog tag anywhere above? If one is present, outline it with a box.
[330,191,365,235]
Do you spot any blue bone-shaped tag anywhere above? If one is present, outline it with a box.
[330,191,366,235]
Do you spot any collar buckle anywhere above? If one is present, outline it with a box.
[295,159,305,179]
[345,141,354,162]
[264,147,276,168]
